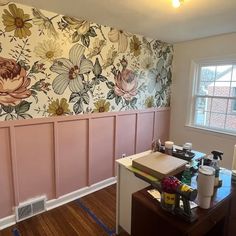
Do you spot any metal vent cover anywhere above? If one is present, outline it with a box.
[32,199,45,215]
[16,196,46,222]
[17,205,32,221]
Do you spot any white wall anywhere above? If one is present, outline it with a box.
[170,33,236,169]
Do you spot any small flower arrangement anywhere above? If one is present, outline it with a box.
[161,176,180,193]
[160,176,180,212]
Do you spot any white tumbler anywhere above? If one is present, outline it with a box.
[197,166,215,209]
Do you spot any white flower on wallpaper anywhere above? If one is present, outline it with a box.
[0,2,173,121]
[50,44,93,95]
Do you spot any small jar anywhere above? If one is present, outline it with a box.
[183,142,192,151]
[165,141,174,155]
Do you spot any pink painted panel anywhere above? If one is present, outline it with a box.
[15,124,54,202]
[57,120,88,196]
[116,114,136,158]
[0,128,14,218]
[136,112,154,153]
[154,110,170,142]
[89,117,114,184]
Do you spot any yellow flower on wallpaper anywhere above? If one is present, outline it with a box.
[145,96,155,108]
[93,99,110,113]
[2,3,32,39]
[108,28,131,53]
[130,35,142,57]
[47,98,71,116]
[141,56,154,70]
[34,40,63,61]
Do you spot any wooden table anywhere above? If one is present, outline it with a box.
[131,169,236,236]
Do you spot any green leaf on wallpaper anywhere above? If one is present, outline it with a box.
[30,90,38,103]
[72,31,81,43]
[161,68,167,80]
[115,95,122,105]
[81,35,90,47]
[5,114,15,121]
[167,69,172,83]
[130,97,137,108]
[69,92,80,103]
[2,105,14,114]
[107,90,115,100]
[163,52,167,60]
[166,47,171,53]
[73,99,83,114]
[15,101,31,114]
[17,114,33,119]
[86,27,97,37]
[125,100,129,106]
[106,81,115,89]
[98,75,107,82]
[82,93,89,105]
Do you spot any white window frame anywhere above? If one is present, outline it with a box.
[187,57,236,136]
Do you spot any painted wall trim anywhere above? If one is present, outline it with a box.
[0,177,116,230]
[0,108,169,128]
[0,107,170,224]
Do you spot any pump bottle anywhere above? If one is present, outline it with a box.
[211,150,223,187]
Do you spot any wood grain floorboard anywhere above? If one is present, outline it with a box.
[0,184,129,236]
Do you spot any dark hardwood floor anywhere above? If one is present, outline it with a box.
[0,184,129,236]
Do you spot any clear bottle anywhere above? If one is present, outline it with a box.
[181,164,192,186]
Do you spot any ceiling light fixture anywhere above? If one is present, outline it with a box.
[172,0,184,8]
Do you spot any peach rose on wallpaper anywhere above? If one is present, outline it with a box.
[0,57,31,106]
[114,69,138,101]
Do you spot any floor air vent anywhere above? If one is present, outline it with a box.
[16,196,46,222]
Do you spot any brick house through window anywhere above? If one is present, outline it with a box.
[193,64,236,133]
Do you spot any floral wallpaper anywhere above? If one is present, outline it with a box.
[0,2,173,121]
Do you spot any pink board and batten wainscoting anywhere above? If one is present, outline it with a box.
[0,107,170,220]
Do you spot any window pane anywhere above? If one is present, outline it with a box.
[230,84,236,97]
[194,110,210,126]
[200,66,216,82]
[214,82,230,97]
[232,65,236,81]
[209,113,226,129]
[211,98,227,113]
[225,114,236,131]
[215,65,232,81]
[198,82,213,95]
[195,97,212,111]
[226,99,236,113]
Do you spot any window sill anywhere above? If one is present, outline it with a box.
[185,124,236,139]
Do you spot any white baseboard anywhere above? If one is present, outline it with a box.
[0,177,117,230]
[0,215,15,230]
[46,177,117,210]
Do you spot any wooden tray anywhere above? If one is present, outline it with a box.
[132,151,187,179]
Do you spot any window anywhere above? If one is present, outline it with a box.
[233,87,236,112]
[190,61,236,134]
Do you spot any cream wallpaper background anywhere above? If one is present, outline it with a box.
[0,2,173,121]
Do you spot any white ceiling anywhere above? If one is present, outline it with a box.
[13,0,236,43]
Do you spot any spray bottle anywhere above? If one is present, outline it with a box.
[211,150,223,187]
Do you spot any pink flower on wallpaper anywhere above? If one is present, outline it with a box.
[0,57,31,106]
[114,68,138,101]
